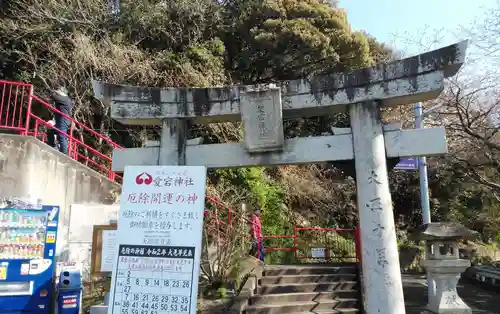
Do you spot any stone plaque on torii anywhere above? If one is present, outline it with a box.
[92,41,468,314]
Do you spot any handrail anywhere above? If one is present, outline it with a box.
[0,80,32,87]
[204,201,360,260]
[0,81,31,133]
[28,96,120,180]
[31,95,124,149]
[23,85,34,136]
[29,115,114,165]
[0,80,122,181]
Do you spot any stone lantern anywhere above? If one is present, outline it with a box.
[412,222,478,314]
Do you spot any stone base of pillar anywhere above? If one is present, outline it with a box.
[423,259,472,314]
[422,309,472,314]
[424,303,472,313]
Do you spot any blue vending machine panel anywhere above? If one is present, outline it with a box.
[0,205,60,314]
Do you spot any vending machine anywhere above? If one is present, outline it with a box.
[0,205,60,314]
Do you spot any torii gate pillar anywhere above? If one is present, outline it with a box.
[350,101,405,311]
[92,41,468,314]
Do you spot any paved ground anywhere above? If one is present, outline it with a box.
[402,274,500,314]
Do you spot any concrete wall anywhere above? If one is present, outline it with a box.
[0,134,121,271]
[67,204,119,278]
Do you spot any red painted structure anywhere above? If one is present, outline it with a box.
[0,80,122,181]
[0,79,361,263]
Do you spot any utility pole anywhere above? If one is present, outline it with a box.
[414,102,437,298]
[414,103,431,225]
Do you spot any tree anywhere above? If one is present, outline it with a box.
[427,2,500,196]
[398,2,500,241]
[222,0,376,84]
[0,0,226,131]
[437,81,500,191]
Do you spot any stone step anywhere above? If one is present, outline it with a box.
[261,274,357,285]
[250,291,360,305]
[259,281,359,294]
[245,300,360,314]
[264,265,358,276]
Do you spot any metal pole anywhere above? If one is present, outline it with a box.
[414,103,436,298]
[414,103,431,224]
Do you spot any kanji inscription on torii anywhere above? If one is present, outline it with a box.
[93,41,468,314]
[240,84,284,153]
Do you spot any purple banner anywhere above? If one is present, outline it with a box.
[395,157,418,170]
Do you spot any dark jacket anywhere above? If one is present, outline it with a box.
[51,92,73,116]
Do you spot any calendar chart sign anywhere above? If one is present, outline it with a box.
[108,166,207,314]
[112,245,195,314]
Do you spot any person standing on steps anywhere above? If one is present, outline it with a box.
[46,86,72,155]
[251,209,264,262]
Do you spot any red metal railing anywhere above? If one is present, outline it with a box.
[0,80,122,181]
[30,95,123,181]
[0,79,362,263]
[204,197,361,262]
[294,227,357,261]
[355,226,362,265]
[203,196,266,260]
[0,80,33,134]
[260,228,359,262]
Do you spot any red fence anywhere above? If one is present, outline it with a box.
[0,80,122,181]
[0,79,362,264]
[263,227,360,262]
[30,95,123,181]
[0,81,33,134]
[203,196,361,262]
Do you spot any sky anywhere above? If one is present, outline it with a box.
[338,0,497,56]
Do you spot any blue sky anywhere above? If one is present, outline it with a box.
[338,0,497,55]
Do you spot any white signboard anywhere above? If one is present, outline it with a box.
[108,166,207,314]
[101,230,117,273]
[311,247,326,258]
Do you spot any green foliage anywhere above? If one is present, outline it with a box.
[213,168,292,264]
[223,0,373,83]
[471,254,494,266]
[362,31,398,63]
[216,287,227,298]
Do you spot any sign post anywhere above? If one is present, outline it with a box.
[107,165,207,314]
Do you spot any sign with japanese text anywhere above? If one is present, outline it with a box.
[101,230,117,273]
[394,157,418,170]
[108,166,207,314]
[311,247,326,258]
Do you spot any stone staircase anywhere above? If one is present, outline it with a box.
[245,263,362,314]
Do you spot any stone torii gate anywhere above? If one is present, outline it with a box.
[92,41,467,314]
